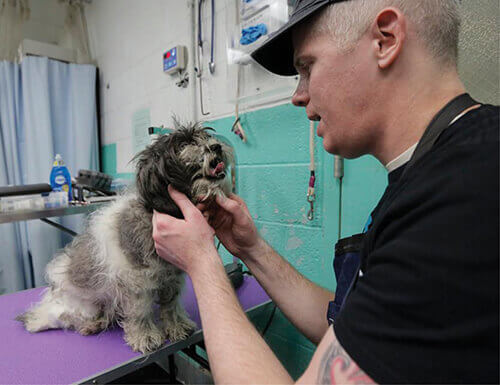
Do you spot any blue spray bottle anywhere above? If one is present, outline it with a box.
[50,154,72,201]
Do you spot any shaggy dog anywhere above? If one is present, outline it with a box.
[16,124,233,353]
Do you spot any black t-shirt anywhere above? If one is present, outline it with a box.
[334,105,499,384]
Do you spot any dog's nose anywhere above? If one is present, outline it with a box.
[210,144,222,152]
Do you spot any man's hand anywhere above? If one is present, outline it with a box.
[152,185,218,275]
[204,193,262,261]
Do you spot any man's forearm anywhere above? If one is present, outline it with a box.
[243,238,333,344]
[190,252,292,384]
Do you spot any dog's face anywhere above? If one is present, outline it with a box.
[134,124,233,218]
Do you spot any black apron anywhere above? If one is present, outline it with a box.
[327,93,479,325]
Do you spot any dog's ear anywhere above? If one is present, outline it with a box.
[134,136,182,218]
[134,134,193,218]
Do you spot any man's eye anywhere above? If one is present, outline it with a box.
[299,65,310,77]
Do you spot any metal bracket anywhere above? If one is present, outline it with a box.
[176,70,189,88]
[40,218,78,237]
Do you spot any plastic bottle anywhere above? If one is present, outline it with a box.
[50,154,72,202]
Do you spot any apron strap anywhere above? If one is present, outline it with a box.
[402,93,479,180]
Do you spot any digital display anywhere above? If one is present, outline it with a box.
[163,47,178,72]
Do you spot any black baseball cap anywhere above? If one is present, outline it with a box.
[250,0,346,76]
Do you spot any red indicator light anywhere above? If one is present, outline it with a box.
[166,51,171,58]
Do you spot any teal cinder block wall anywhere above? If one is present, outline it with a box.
[101,103,387,378]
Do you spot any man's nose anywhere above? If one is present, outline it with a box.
[292,81,309,107]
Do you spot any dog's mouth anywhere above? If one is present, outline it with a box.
[208,159,226,180]
[192,158,227,184]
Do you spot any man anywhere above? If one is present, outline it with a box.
[152,0,499,383]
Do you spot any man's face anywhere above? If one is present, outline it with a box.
[292,28,380,158]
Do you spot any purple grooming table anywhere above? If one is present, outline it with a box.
[0,275,271,384]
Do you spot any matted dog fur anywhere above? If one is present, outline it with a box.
[16,123,233,353]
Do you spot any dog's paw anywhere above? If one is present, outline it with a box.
[77,318,108,336]
[16,310,50,333]
[124,326,165,354]
[15,312,27,324]
[165,318,196,342]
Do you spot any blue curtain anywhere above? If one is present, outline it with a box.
[0,61,29,293]
[0,56,99,293]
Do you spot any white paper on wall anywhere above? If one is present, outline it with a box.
[132,108,151,155]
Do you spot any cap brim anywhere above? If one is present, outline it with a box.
[250,1,330,77]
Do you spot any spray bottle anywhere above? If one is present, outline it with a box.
[50,154,72,202]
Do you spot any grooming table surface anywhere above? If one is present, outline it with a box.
[0,275,270,384]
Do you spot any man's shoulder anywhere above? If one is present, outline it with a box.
[438,104,499,147]
[400,103,499,185]
[370,103,499,250]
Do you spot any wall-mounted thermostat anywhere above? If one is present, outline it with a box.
[163,45,187,74]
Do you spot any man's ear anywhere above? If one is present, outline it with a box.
[370,7,406,69]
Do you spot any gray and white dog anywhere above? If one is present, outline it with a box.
[16,123,233,353]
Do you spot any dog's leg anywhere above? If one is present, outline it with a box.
[17,253,72,332]
[59,311,109,336]
[16,289,66,332]
[160,300,196,342]
[17,289,107,335]
[121,291,165,353]
[158,287,196,342]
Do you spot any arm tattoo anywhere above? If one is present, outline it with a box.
[317,337,375,384]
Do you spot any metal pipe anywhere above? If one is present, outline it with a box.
[196,0,210,115]
[334,156,344,240]
[334,155,344,179]
[208,0,215,74]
